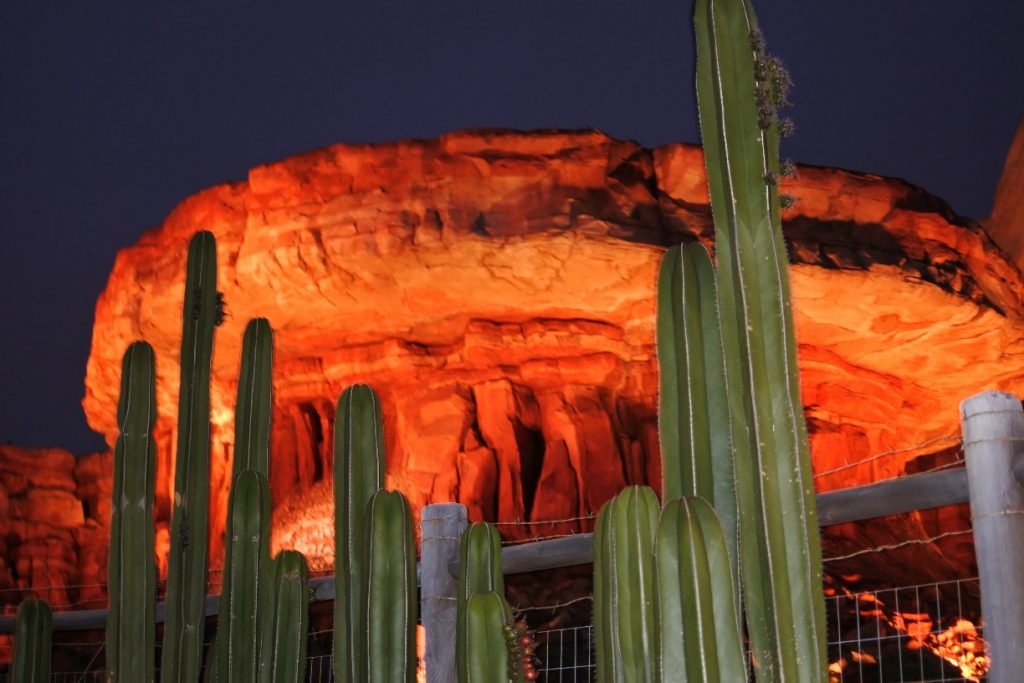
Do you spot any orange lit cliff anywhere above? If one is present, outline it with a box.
[3,128,1023,609]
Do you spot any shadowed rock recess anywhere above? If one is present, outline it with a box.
[5,129,1023,608]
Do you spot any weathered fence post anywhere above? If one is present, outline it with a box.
[961,391,1024,683]
[420,502,467,683]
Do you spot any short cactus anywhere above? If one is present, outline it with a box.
[12,597,52,683]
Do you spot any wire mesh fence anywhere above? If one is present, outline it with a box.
[1,578,985,682]
[827,577,987,683]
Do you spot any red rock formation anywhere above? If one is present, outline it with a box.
[0,446,106,612]
[987,119,1024,270]
[73,130,1024,577]
[4,130,1020,610]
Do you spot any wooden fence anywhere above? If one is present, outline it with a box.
[420,391,1024,683]
[1,391,1021,683]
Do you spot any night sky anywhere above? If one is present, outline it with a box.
[2,1,1022,455]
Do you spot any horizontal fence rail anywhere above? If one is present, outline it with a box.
[2,452,1019,634]
[1,391,1021,683]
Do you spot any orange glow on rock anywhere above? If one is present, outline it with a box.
[1,129,1022,606]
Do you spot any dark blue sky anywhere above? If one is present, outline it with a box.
[2,1,1022,454]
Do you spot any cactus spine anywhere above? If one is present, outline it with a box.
[694,0,826,679]
[655,498,745,683]
[262,551,310,683]
[333,384,385,683]
[366,490,417,683]
[593,486,660,683]
[215,317,274,681]
[106,341,158,682]
[162,230,218,682]
[216,470,272,682]
[12,597,51,683]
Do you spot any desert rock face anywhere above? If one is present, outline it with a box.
[987,120,1024,271]
[0,446,109,612]
[8,129,1022,606]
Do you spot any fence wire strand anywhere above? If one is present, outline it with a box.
[814,434,961,480]
[823,529,973,563]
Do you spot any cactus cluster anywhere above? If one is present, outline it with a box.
[8,0,829,679]
[333,384,417,683]
[594,488,745,683]
[596,0,827,680]
[8,231,420,681]
[694,0,827,679]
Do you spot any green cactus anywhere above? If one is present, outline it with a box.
[106,341,158,682]
[462,591,511,683]
[694,0,826,679]
[215,470,272,683]
[333,383,386,683]
[12,597,51,683]
[231,318,273,478]
[162,230,219,683]
[261,551,309,683]
[214,317,275,681]
[655,497,745,683]
[456,522,504,679]
[593,486,660,683]
[656,242,738,587]
[366,490,417,683]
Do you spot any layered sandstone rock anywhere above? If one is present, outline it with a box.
[60,128,1024,582]
[0,446,108,613]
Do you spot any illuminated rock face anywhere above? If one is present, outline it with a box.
[68,129,1023,580]
[987,120,1024,271]
[0,446,107,611]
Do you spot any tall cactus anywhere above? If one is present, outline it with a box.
[694,0,827,680]
[162,230,219,682]
[214,317,274,681]
[261,551,310,683]
[366,490,417,683]
[333,383,385,683]
[593,486,660,683]
[106,341,158,682]
[656,242,738,585]
[11,597,51,683]
[456,522,504,678]
[215,470,272,683]
[655,497,745,683]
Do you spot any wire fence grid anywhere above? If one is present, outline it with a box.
[0,577,987,682]
[0,432,987,681]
